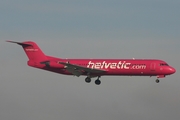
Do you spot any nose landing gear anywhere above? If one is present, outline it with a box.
[156,79,160,83]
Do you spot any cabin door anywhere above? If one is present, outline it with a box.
[150,63,156,71]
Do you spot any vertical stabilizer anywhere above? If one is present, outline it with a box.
[7,41,47,61]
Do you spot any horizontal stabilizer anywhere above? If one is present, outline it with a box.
[7,40,47,61]
[6,40,32,46]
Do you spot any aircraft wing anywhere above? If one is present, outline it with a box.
[59,62,106,77]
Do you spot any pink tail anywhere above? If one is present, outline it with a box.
[7,41,47,62]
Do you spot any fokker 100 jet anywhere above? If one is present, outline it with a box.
[7,41,176,85]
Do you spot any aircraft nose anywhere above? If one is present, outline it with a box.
[169,67,176,74]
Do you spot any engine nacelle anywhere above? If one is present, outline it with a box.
[49,61,65,69]
[39,61,65,69]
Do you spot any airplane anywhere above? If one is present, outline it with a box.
[7,40,176,85]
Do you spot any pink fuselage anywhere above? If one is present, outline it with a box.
[7,40,176,83]
[29,57,176,77]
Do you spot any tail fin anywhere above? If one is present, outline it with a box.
[7,40,47,61]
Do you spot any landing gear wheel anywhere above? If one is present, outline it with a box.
[156,79,160,83]
[95,79,101,85]
[85,77,91,83]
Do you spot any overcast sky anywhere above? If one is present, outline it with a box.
[0,0,180,120]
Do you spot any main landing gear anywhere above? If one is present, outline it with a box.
[85,77,91,83]
[95,77,101,85]
[85,76,101,85]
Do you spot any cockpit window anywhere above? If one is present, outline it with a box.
[160,63,169,66]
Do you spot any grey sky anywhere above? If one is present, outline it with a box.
[0,1,180,120]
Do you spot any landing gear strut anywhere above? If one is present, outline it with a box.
[156,79,160,83]
[95,76,101,85]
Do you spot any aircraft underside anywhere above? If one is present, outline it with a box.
[56,70,164,85]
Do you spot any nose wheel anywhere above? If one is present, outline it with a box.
[156,79,160,83]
